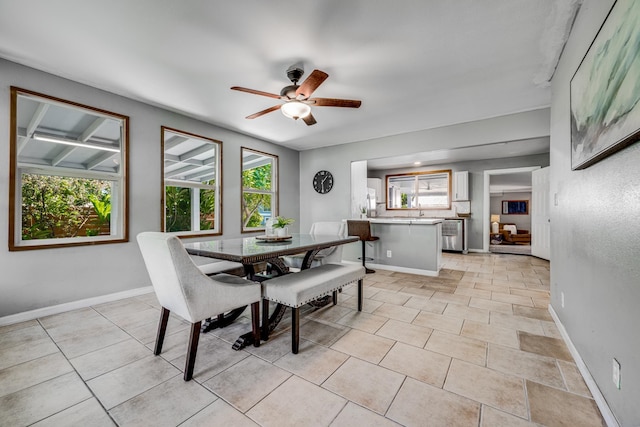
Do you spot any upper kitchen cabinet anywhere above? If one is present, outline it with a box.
[453,171,469,201]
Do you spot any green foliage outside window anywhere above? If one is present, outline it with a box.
[242,163,272,228]
[165,181,216,233]
[165,187,191,232]
[21,174,111,240]
[86,194,112,236]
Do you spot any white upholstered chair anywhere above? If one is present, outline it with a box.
[283,221,347,269]
[136,232,261,381]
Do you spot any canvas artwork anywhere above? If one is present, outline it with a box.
[570,0,640,170]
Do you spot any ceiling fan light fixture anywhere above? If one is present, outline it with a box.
[231,68,361,125]
[281,101,311,120]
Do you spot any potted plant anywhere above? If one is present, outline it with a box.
[272,216,294,236]
[360,206,367,219]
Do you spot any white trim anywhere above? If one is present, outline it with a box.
[341,260,439,277]
[548,304,620,427]
[483,166,540,253]
[0,286,154,327]
[164,179,216,190]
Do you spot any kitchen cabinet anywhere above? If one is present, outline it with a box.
[453,171,469,201]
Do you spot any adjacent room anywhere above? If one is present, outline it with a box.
[0,1,638,426]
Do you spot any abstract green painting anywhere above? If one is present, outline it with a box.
[570,0,640,170]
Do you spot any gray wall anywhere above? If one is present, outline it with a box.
[490,192,532,232]
[550,1,640,424]
[299,108,550,237]
[0,59,300,317]
[367,155,548,250]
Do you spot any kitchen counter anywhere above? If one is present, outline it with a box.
[343,218,442,276]
[368,218,443,225]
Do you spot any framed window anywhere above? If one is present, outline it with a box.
[9,87,129,250]
[241,147,278,232]
[161,127,222,236]
[386,170,451,210]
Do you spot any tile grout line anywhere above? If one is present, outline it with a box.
[34,314,120,426]
[7,254,601,426]
[94,301,249,423]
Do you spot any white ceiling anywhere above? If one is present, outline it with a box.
[490,171,534,194]
[367,137,550,170]
[0,1,571,154]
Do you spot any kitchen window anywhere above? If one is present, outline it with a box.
[386,169,451,210]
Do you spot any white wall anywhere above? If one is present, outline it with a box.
[350,160,368,219]
[299,108,550,234]
[550,1,640,424]
[0,59,300,317]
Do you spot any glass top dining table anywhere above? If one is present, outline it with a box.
[182,233,360,349]
[183,233,359,270]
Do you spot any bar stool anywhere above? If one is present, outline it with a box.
[347,220,379,274]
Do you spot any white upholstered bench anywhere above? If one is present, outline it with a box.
[261,263,366,353]
[190,255,245,276]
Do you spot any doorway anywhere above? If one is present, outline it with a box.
[483,167,540,253]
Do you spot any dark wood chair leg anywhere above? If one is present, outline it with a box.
[184,321,201,381]
[361,241,375,274]
[262,299,270,341]
[292,307,300,354]
[332,290,338,305]
[154,307,170,355]
[251,302,260,347]
[357,279,363,312]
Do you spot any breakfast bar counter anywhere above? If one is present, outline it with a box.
[343,218,443,276]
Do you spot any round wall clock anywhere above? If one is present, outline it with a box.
[313,170,333,194]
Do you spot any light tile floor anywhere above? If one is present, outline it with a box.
[0,253,606,426]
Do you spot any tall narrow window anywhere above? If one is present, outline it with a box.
[241,147,278,232]
[162,127,222,236]
[9,87,129,250]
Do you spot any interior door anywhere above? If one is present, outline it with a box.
[531,167,550,260]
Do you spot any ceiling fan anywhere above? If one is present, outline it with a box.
[231,65,361,126]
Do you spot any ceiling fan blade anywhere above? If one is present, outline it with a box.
[246,105,281,119]
[296,70,329,98]
[231,86,281,99]
[302,113,317,126]
[310,98,362,108]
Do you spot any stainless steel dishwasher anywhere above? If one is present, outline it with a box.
[441,218,468,253]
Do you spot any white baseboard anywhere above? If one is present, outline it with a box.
[548,304,619,427]
[341,260,439,277]
[0,286,154,327]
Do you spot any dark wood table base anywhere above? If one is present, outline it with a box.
[201,250,336,350]
[200,307,246,333]
[192,243,347,351]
